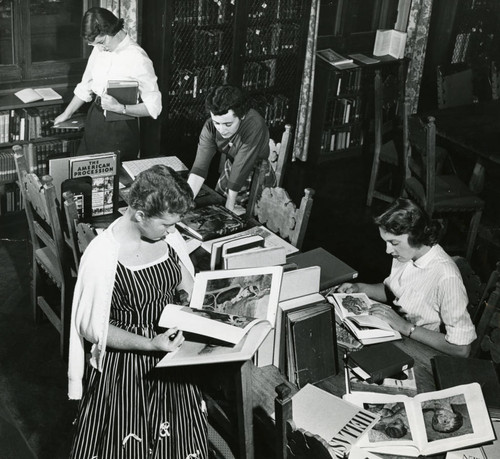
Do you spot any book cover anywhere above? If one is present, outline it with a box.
[373,29,407,59]
[326,292,401,344]
[288,247,358,291]
[291,384,380,458]
[177,204,246,241]
[210,234,264,270]
[345,383,495,457]
[348,367,418,397]
[316,48,354,67]
[223,246,286,270]
[431,355,500,418]
[52,113,86,131]
[105,80,139,121]
[348,342,414,384]
[288,302,338,388]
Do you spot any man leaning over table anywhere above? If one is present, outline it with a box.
[337,198,476,357]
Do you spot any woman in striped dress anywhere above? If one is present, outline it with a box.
[68,165,208,458]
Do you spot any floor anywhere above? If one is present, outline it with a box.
[0,153,498,458]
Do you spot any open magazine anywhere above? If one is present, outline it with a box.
[344,383,495,457]
[327,293,401,344]
[157,266,282,367]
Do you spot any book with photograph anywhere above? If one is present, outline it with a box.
[344,383,495,457]
[326,292,401,344]
[157,266,283,367]
[177,204,246,241]
[348,367,418,397]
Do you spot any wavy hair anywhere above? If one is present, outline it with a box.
[205,85,250,118]
[81,7,124,43]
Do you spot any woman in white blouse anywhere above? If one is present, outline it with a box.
[54,7,161,162]
[337,198,476,357]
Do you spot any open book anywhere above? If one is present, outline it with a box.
[373,29,407,59]
[156,266,283,367]
[326,293,401,345]
[345,383,495,457]
[15,87,62,103]
[121,156,188,180]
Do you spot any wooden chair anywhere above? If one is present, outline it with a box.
[252,187,314,251]
[452,256,485,320]
[275,384,335,459]
[246,124,293,218]
[13,145,74,358]
[403,104,484,261]
[437,64,474,109]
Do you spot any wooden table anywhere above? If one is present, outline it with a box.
[426,99,500,193]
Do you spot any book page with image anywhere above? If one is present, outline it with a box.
[345,383,494,457]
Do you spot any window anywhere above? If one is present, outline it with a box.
[0,0,99,88]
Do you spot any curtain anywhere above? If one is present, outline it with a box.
[100,0,138,41]
[404,0,434,114]
[292,0,320,162]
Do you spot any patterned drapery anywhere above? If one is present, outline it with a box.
[100,0,138,41]
[404,0,434,114]
[292,0,320,162]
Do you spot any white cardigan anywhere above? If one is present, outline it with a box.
[67,219,195,400]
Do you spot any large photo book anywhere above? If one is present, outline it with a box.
[326,292,401,344]
[157,266,283,367]
[345,383,495,457]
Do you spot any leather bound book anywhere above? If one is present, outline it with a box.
[105,80,139,121]
[431,355,500,417]
[348,342,414,384]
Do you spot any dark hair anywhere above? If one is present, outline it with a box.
[374,198,442,248]
[128,165,194,218]
[205,85,249,118]
[81,7,124,43]
[385,421,407,438]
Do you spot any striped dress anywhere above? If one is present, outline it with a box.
[70,246,208,459]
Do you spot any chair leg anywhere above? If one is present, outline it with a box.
[465,209,483,262]
[366,153,381,207]
[32,259,42,324]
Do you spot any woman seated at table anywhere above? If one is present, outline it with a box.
[68,165,208,458]
[337,198,476,357]
[187,85,275,212]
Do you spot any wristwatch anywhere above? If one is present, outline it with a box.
[122,104,127,115]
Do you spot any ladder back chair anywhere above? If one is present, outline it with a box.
[403,104,484,261]
[275,384,335,459]
[252,187,314,251]
[14,145,74,359]
[246,124,293,218]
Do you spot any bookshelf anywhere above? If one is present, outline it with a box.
[140,0,311,166]
[0,88,83,215]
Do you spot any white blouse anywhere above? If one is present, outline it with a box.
[74,34,162,119]
[384,244,476,346]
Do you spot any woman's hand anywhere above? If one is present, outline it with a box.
[54,112,72,125]
[100,93,122,113]
[336,282,360,294]
[369,303,409,334]
[150,327,185,353]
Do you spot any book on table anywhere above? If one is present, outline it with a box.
[52,113,86,130]
[105,80,139,121]
[289,383,380,458]
[335,322,363,352]
[14,87,62,104]
[316,48,354,67]
[210,234,265,270]
[156,265,283,367]
[348,366,418,397]
[431,355,500,418]
[344,382,495,457]
[177,204,246,241]
[373,29,407,59]
[121,156,188,181]
[326,292,401,345]
[348,342,414,384]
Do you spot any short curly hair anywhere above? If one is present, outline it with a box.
[205,85,250,118]
[128,165,194,219]
[81,7,124,43]
[374,198,442,248]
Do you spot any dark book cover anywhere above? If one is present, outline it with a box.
[177,204,246,241]
[288,247,358,291]
[288,303,338,388]
[349,342,414,384]
[105,80,138,122]
[431,355,500,417]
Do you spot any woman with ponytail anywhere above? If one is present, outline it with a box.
[337,198,476,357]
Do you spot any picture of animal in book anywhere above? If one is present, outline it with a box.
[201,273,272,318]
[339,294,372,314]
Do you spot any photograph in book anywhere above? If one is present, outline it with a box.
[189,266,283,326]
[344,383,495,457]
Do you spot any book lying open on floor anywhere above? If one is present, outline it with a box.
[291,384,380,458]
[326,292,401,345]
[156,266,282,367]
[15,87,62,103]
[344,383,495,457]
[177,204,246,241]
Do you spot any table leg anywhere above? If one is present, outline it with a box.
[235,359,254,459]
